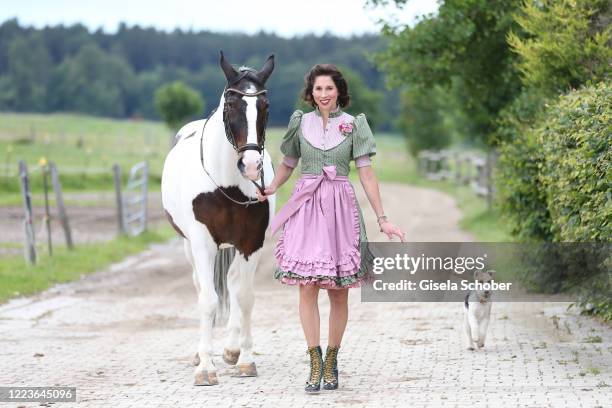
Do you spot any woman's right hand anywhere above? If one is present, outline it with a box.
[256,184,277,202]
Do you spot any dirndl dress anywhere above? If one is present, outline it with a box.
[270,108,377,289]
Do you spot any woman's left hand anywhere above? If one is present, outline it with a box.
[380,221,406,242]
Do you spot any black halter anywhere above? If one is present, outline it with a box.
[198,79,268,206]
[222,86,268,154]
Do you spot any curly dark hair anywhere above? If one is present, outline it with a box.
[301,64,350,109]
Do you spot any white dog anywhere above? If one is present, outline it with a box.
[464,270,494,350]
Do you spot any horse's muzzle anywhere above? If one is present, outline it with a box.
[237,157,263,181]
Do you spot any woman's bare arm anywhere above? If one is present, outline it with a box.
[256,161,295,201]
[270,162,294,190]
[357,165,406,241]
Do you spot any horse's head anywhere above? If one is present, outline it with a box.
[219,51,274,182]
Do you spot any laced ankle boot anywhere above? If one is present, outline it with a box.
[323,345,340,390]
[305,345,323,393]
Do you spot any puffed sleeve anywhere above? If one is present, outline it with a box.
[280,110,303,160]
[351,113,377,160]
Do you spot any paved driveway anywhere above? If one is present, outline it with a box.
[1,183,609,407]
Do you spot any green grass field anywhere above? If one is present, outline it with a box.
[0,112,171,193]
[0,112,170,173]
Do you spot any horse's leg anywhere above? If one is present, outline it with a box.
[189,229,220,386]
[184,238,201,295]
[231,248,261,377]
[184,238,203,367]
[223,254,242,366]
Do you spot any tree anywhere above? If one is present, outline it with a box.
[154,81,204,131]
[0,20,396,126]
[0,34,51,111]
[48,43,137,117]
[398,85,452,154]
[371,0,523,145]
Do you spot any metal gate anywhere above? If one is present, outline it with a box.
[122,162,149,236]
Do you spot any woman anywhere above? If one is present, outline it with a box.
[256,64,405,393]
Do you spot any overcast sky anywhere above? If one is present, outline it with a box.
[1,0,439,37]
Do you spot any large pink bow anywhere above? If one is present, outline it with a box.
[270,165,337,235]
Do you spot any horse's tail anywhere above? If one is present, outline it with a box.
[213,244,235,327]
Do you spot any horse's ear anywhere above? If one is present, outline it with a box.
[219,50,238,83]
[257,54,275,84]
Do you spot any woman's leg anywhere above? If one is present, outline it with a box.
[299,285,320,347]
[327,288,349,346]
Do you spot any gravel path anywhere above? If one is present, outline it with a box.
[0,182,609,408]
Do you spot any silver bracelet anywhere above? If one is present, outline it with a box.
[377,215,388,231]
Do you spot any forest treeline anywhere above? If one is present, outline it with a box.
[0,19,396,128]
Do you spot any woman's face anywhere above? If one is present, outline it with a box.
[312,75,338,111]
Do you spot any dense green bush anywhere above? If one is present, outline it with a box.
[539,82,611,241]
[498,82,611,318]
[501,81,611,243]
[507,0,611,95]
[495,90,552,241]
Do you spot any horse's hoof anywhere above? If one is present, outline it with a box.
[222,349,240,366]
[193,352,201,366]
[232,362,258,377]
[194,370,219,386]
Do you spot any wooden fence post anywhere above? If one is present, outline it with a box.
[454,152,462,184]
[113,164,126,235]
[49,161,74,249]
[142,162,149,233]
[18,160,36,265]
[41,160,52,256]
[462,156,472,185]
[419,149,497,208]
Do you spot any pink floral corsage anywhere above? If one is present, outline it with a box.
[339,121,354,137]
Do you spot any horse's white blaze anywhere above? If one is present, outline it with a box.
[242,90,262,181]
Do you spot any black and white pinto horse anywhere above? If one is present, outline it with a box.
[161,52,275,386]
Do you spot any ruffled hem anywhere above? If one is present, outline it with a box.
[274,267,370,289]
[274,246,361,277]
[275,239,376,289]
